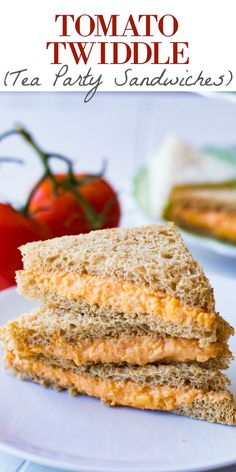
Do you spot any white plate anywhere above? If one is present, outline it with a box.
[0,280,236,472]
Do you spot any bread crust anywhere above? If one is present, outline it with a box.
[6,352,231,392]
[7,354,236,425]
[18,223,215,312]
[2,223,234,425]
[16,283,222,345]
[1,307,232,369]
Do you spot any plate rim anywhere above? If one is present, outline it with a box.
[1,437,236,472]
[0,283,236,472]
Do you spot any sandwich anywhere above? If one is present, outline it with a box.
[134,137,236,244]
[164,182,236,244]
[1,223,236,424]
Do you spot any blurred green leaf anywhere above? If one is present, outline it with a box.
[133,167,150,213]
[203,145,236,165]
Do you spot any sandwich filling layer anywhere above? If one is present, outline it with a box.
[7,351,232,412]
[18,335,226,365]
[25,271,216,329]
[167,206,236,242]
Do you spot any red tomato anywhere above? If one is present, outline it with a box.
[29,174,121,237]
[0,203,51,290]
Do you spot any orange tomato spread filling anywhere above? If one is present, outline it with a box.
[8,353,230,411]
[171,207,236,242]
[29,335,224,365]
[28,271,216,329]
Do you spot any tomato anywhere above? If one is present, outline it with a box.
[29,174,121,237]
[0,203,51,290]
[0,273,15,291]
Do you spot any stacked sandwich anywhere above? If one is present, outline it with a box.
[1,224,236,424]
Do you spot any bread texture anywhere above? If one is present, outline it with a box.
[1,306,232,369]
[1,223,234,426]
[17,223,215,312]
[7,353,236,425]
[8,291,233,345]
[5,352,230,392]
[175,394,236,425]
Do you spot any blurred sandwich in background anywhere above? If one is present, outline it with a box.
[134,137,236,244]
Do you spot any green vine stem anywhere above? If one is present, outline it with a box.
[0,125,107,229]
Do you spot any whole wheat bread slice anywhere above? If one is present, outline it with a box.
[17,224,215,312]
[16,274,220,343]
[7,353,236,425]
[1,306,232,369]
[5,352,231,392]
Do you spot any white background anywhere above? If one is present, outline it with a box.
[0,0,235,92]
[1,92,236,203]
